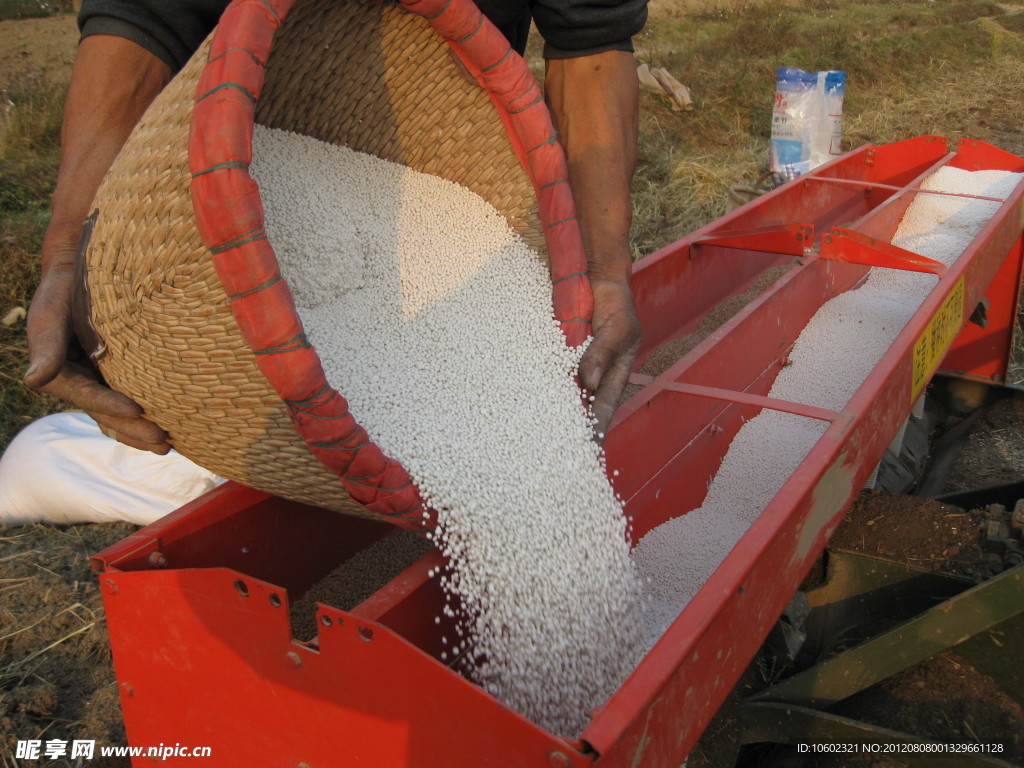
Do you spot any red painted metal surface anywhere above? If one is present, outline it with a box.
[937,140,1024,384]
[95,486,591,767]
[94,137,1024,766]
[939,233,1023,384]
[693,223,812,256]
[820,227,947,275]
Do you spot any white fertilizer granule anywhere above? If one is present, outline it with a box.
[250,125,642,737]
[633,165,1023,651]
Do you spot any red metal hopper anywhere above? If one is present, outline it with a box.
[93,136,1024,766]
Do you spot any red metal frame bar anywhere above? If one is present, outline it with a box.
[813,175,1007,205]
[659,382,839,423]
[692,223,813,257]
[626,374,840,423]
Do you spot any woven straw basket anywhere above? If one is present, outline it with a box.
[82,0,593,527]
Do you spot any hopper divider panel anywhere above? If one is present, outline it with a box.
[632,138,956,362]
[607,256,864,538]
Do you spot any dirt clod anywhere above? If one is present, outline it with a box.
[830,491,992,580]
[8,684,58,716]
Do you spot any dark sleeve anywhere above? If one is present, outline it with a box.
[78,0,230,73]
[531,0,648,59]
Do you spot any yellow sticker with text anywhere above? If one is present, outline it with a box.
[912,277,964,401]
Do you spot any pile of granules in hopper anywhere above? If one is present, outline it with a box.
[633,165,1023,652]
[290,530,433,642]
[250,125,643,737]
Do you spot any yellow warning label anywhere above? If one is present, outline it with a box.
[912,277,964,401]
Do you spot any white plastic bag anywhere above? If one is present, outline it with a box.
[770,67,846,182]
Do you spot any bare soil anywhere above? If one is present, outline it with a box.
[0,14,77,92]
[829,492,995,580]
[945,390,1024,494]
[831,650,1024,766]
[0,524,131,767]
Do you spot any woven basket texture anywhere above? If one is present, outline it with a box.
[86,0,545,518]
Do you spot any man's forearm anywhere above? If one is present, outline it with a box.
[29,33,171,384]
[543,50,642,436]
[44,35,171,262]
[543,50,639,285]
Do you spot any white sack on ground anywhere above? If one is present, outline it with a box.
[0,412,223,527]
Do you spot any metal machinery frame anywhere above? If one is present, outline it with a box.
[93,137,1024,766]
[737,548,1024,767]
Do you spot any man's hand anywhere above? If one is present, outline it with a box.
[579,278,641,439]
[23,34,172,453]
[25,229,170,453]
[545,51,642,439]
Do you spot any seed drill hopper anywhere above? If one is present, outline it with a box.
[93,136,1024,766]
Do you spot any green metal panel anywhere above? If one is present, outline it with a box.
[752,562,1023,708]
[955,613,1024,704]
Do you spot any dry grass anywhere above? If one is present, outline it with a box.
[845,44,1024,148]
[629,1,1023,253]
[632,123,766,255]
[0,73,64,212]
[1,216,64,449]
[0,71,65,451]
